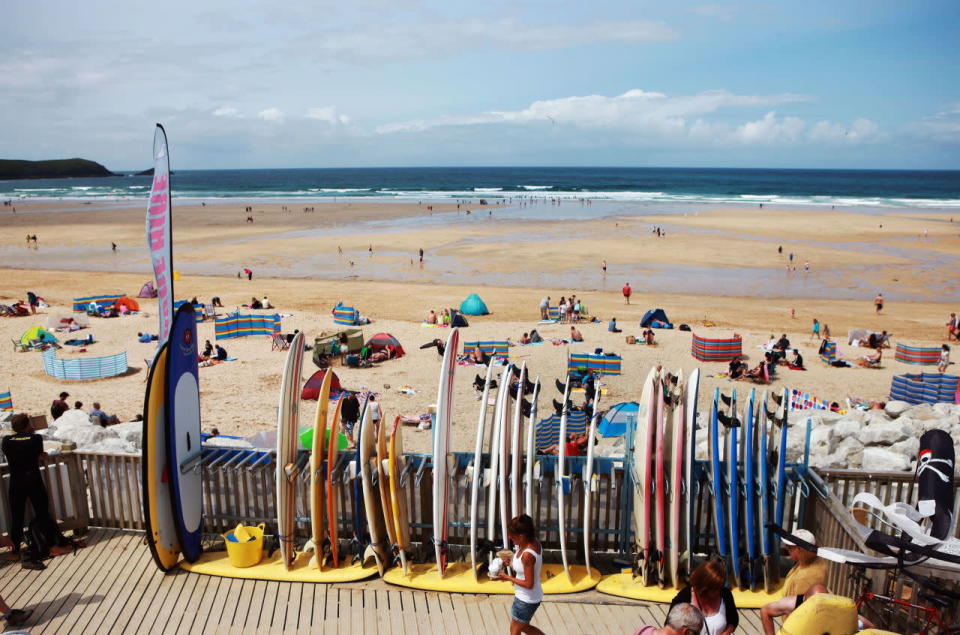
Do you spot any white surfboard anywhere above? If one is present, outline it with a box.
[510,362,527,519]
[432,327,459,576]
[498,365,514,550]
[359,402,388,575]
[276,331,305,570]
[668,369,685,588]
[583,386,601,577]
[524,376,540,518]
[486,364,511,555]
[557,374,572,581]
[634,365,659,584]
[469,363,497,580]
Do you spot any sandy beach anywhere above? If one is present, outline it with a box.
[1,199,957,454]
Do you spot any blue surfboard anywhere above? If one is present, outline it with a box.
[758,390,773,591]
[744,388,758,591]
[725,390,741,588]
[708,388,727,559]
[772,387,790,583]
[165,303,202,562]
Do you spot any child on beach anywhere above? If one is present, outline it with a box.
[939,345,950,373]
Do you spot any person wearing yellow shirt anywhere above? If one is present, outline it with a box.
[760,529,829,635]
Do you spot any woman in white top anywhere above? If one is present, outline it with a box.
[497,514,544,635]
[669,560,738,635]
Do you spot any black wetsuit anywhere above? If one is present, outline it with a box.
[1,432,53,551]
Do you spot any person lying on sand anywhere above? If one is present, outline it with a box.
[541,433,592,457]
[858,347,882,367]
[642,328,656,345]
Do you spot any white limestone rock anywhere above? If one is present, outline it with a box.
[85,437,136,454]
[833,419,862,440]
[908,403,936,420]
[109,421,143,450]
[49,419,117,448]
[860,421,909,446]
[889,437,921,461]
[809,425,836,455]
[884,401,911,419]
[862,447,910,471]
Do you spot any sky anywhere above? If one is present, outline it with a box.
[1,0,958,170]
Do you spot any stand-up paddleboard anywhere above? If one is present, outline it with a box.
[525,376,540,518]
[469,364,496,580]
[726,389,742,589]
[634,366,659,585]
[359,404,388,575]
[165,303,203,563]
[668,369,685,588]
[654,372,669,588]
[432,327,459,576]
[326,395,344,569]
[308,369,332,569]
[486,364,511,557]
[557,374,572,581]
[276,331,305,570]
[772,387,790,584]
[757,390,773,592]
[510,362,527,519]
[583,387,601,578]
[376,409,397,561]
[683,368,700,580]
[744,388,758,591]
[708,388,728,562]
[389,415,411,574]
[143,343,180,571]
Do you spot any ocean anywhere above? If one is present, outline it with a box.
[2,167,960,210]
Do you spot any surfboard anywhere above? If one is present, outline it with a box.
[510,362,527,519]
[352,401,368,563]
[469,363,496,580]
[654,371,669,588]
[557,374,572,581]
[326,395,344,569]
[376,407,397,562]
[744,388,758,591]
[143,343,180,571]
[498,364,514,551]
[634,366,659,585]
[583,386,600,578]
[486,364,511,557]
[726,389,742,588]
[359,402,388,575]
[524,376,540,519]
[432,327,459,576]
[708,388,728,562]
[165,303,203,563]
[309,368,332,569]
[772,387,790,584]
[757,389,773,592]
[668,369,685,589]
[276,331,305,570]
[683,368,700,580]
[389,415,411,574]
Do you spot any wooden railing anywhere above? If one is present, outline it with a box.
[0,451,89,534]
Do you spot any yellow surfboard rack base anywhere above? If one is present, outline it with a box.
[597,572,784,608]
[383,562,600,594]
[181,551,378,583]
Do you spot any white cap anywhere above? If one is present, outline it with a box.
[783,528,816,547]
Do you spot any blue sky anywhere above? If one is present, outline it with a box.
[1,0,958,169]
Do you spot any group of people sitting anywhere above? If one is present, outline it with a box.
[201,339,229,361]
[424,309,452,325]
[246,296,272,310]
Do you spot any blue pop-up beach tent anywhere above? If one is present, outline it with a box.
[460,293,489,316]
[640,308,672,329]
[598,401,638,437]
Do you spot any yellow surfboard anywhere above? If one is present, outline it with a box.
[389,415,411,574]
[143,343,180,571]
[309,370,332,569]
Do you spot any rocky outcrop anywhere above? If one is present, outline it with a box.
[0,158,115,180]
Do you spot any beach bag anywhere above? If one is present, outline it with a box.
[25,516,71,563]
[679,324,691,331]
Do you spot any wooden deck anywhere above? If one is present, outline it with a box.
[0,529,767,633]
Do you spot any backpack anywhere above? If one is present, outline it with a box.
[24,516,72,563]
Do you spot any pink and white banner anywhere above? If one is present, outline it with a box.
[146,124,174,347]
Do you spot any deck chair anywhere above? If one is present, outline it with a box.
[12,339,28,353]
[271,333,290,351]
[858,356,882,369]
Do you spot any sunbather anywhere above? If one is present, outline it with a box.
[858,347,882,367]
[789,350,804,369]
[519,332,531,345]
[467,347,487,365]
[425,310,437,324]
[569,326,583,342]
[642,328,656,345]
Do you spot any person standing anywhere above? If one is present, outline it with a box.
[418,248,424,263]
[497,515,545,635]
[939,345,950,373]
[810,318,820,340]
[874,293,884,314]
[622,282,632,305]
[367,394,381,426]
[601,259,607,275]
[340,392,360,446]
[50,391,69,420]
[539,296,550,320]
[26,291,38,315]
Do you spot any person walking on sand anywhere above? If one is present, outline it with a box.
[939,345,951,373]
[497,515,545,635]
[810,318,820,340]
[419,248,424,263]
[601,259,607,275]
[622,282,632,305]
[874,293,884,314]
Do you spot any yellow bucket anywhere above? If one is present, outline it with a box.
[223,523,265,568]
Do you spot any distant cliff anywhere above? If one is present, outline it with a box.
[0,158,116,180]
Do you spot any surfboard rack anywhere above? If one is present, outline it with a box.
[180,453,203,474]
[414,455,429,487]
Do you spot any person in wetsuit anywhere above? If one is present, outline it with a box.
[2,414,56,566]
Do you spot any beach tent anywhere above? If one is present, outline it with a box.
[598,401,638,438]
[894,343,941,366]
[138,281,157,298]
[313,329,364,366]
[301,369,343,400]
[691,333,742,362]
[365,333,405,358]
[640,308,673,329]
[450,309,469,328]
[114,297,140,313]
[20,326,58,346]
[459,293,489,316]
[890,373,959,405]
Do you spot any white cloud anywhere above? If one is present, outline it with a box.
[808,117,880,142]
[735,111,805,144]
[907,103,960,142]
[213,106,241,118]
[306,106,351,125]
[257,107,285,122]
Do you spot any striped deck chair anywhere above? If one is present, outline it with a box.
[271,333,290,351]
[819,341,838,364]
[463,340,509,357]
[894,343,940,365]
[534,410,589,452]
[0,391,12,411]
[567,353,622,376]
[547,306,560,321]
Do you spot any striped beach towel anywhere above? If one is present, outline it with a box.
[0,391,12,411]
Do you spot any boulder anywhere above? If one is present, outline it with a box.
[933,402,960,417]
[109,421,143,450]
[907,403,936,420]
[85,437,136,454]
[884,401,911,419]
[50,419,118,448]
[786,423,808,460]
[889,437,921,461]
[860,422,909,446]
[865,410,892,426]
[862,447,910,472]
[833,419,863,440]
[809,426,836,455]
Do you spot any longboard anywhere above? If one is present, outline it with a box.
[556,374,572,582]
[309,369,332,569]
[634,366,659,585]
[389,415,411,574]
[744,388,758,591]
[667,369,685,588]
[525,376,540,518]
[376,408,397,561]
[726,389,742,588]
[708,388,728,562]
[486,364,511,557]
[433,327,459,576]
[499,365,514,550]
[352,401,368,563]
[757,390,773,592]
[583,386,600,577]
[772,387,790,584]
[359,403,388,575]
[326,395,344,568]
[510,362,527,519]
[143,343,180,571]
[469,364,496,580]
[654,372,669,588]
[683,368,700,580]
[276,331,305,569]
[165,303,203,563]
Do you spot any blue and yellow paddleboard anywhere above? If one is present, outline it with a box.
[143,343,180,571]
